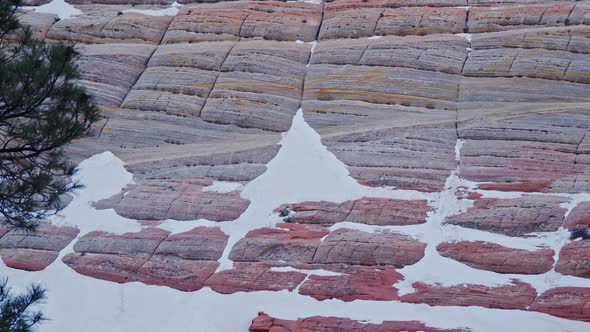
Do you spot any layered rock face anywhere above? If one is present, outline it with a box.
[437,241,555,274]
[63,227,228,291]
[13,0,590,330]
[249,312,467,332]
[277,197,430,226]
[0,223,79,271]
[445,196,568,237]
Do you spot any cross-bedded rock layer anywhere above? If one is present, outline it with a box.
[13,0,590,328]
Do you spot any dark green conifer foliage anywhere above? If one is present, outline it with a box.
[0,279,46,332]
[0,1,99,230]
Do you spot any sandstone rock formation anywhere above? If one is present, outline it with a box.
[278,197,430,226]
[564,202,590,230]
[249,312,467,332]
[63,227,228,291]
[298,266,402,302]
[11,0,590,329]
[205,262,306,294]
[400,280,538,310]
[94,179,250,221]
[555,241,590,278]
[445,196,567,236]
[0,223,79,271]
[437,241,555,274]
[529,287,590,322]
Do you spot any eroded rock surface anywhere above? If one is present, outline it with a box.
[298,266,403,302]
[249,312,467,332]
[400,281,538,310]
[63,227,227,291]
[555,241,590,278]
[437,241,555,274]
[445,196,567,236]
[0,223,79,271]
[564,202,590,230]
[163,1,322,43]
[95,179,250,221]
[14,0,590,328]
[529,287,590,322]
[278,197,430,226]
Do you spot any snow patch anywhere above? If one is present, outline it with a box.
[271,266,344,277]
[455,33,472,43]
[202,181,244,193]
[25,0,82,20]
[123,1,182,17]
[52,152,141,241]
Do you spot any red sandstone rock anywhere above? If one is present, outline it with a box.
[0,223,79,271]
[62,252,146,284]
[320,2,466,40]
[313,229,426,267]
[135,257,218,291]
[63,227,227,291]
[205,263,306,294]
[437,241,555,274]
[477,181,553,193]
[400,281,537,310]
[163,1,322,43]
[529,287,590,322]
[47,8,173,44]
[154,227,228,261]
[555,241,590,278]
[229,224,329,264]
[0,249,59,272]
[445,196,567,237]
[468,4,579,33]
[95,179,250,221]
[563,202,590,230]
[298,266,402,302]
[249,312,467,332]
[278,197,430,226]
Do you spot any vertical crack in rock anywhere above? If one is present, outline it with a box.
[118,46,158,108]
[314,2,325,42]
[572,132,587,190]
[97,117,110,138]
[237,14,250,38]
[199,41,238,117]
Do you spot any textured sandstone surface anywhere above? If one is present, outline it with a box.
[12,0,590,329]
[46,5,173,44]
[278,197,430,225]
[400,281,538,310]
[249,312,467,332]
[445,196,568,236]
[298,266,403,302]
[229,224,426,268]
[163,1,322,43]
[205,262,307,294]
[564,202,590,230]
[529,287,590,322]
[63,227,228,291]
[94,179,250,221]
[556,241,590,278]
[437,241,555,274]
[314,229,426,267]
[0,223,79,271]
